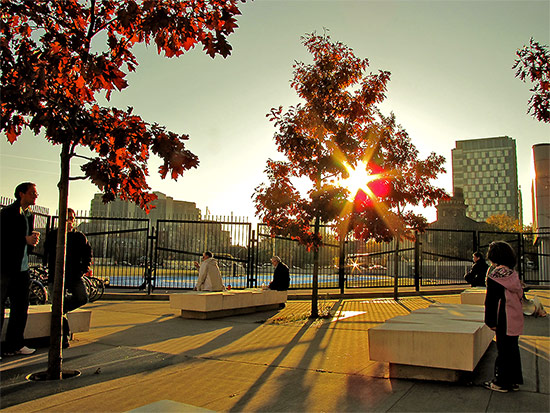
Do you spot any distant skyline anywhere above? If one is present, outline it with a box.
[1,0,548,224]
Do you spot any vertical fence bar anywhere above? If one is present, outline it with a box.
[414,231,420,291]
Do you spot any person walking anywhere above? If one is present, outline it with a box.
[43,208,92,348]
[483,241,524,392]
[1,182,40,357]
[193,251,224,291]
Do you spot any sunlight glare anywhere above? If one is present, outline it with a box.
[341,161,382,201]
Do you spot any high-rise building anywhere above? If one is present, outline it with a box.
[532,143,550,282]
[452,136,519,222]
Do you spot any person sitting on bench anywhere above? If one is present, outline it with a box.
[268,256,290,291]
[193,251,224,292]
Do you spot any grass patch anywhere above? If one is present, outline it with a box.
[268,301,335,325]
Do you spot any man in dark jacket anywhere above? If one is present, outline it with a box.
[269,256,290,291]
[43,208,92,347]
[464,251,489,287]
[1,182,40,356]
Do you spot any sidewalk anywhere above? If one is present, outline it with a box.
[1,290,549,412]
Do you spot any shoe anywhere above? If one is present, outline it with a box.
[483,380,509,393]
[511,384,520,391]
[5,346,36,356]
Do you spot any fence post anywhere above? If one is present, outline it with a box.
[248,229,256,288]
[145,224,156,295]
[339,239,345,294]
[518,232,523,281]
[414,231,420,291]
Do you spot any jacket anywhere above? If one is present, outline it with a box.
[43,228,92,285]
[196,257,224,291]
[0,201,34,276]
[269,262,290,291]
[464,259,489,287]
[484,265,524,336]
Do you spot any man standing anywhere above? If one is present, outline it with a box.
[193,251,224,291]
[268,256,290,291]
[1,182,40,356]
[43,208,92,347]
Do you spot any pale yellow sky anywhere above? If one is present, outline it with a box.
[1,0,548,224]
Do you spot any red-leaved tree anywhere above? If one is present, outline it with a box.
[513,38,550,123]
[254,33,447,315]
[1,0,245,379]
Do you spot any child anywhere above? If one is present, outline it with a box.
[483,241,524,392]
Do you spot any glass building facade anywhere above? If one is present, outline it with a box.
[452,136,519,222]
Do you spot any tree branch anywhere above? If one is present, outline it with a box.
[72,153,94,161]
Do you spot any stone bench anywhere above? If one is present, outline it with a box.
[1,304,92,341]
[460,287,487,305]
[368,303,494,381]
[170,289,288,319]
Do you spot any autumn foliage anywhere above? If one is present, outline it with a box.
[1,0,245,209]
[513,38,550,123]
[254,33,447,249]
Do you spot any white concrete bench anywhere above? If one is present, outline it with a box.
[170,289,288,319]
[1,305,92,341]
[368,303,494,381]
[460,287,486,305]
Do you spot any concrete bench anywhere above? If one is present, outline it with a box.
[1,305,92,341]
[368,303,494,381]
[170,289,288,319]
[460,287,487,305]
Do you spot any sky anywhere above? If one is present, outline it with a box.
[1,0,549,224]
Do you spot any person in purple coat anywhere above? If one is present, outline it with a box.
[483,241,524,393]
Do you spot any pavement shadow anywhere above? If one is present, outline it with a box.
[0,305,278,409]
[229,299,345,412]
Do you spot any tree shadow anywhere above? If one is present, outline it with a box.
[229,299,345,412]
[0,304,281,409]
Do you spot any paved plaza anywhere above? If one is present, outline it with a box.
[1,290,549,412]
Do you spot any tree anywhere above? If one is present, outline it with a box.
[254,33,447,314]
[1,0,245,379]
[513,38,550,123]
[486,213,525,233]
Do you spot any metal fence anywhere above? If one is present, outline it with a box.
[254,223,341,289]
[152,218,252,290]
[2,196,548,291]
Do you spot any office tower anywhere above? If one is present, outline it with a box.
[451,136,519,222]
[532,143,550,281]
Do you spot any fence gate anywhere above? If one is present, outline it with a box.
[153,218,252,290]
[65,216,150,289]
[419,228,477,286]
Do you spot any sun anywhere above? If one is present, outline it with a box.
[341,161,381,201]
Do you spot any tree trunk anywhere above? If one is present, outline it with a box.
[310,214,320,318]
[393,237,400,301]
[47,142,70,379]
